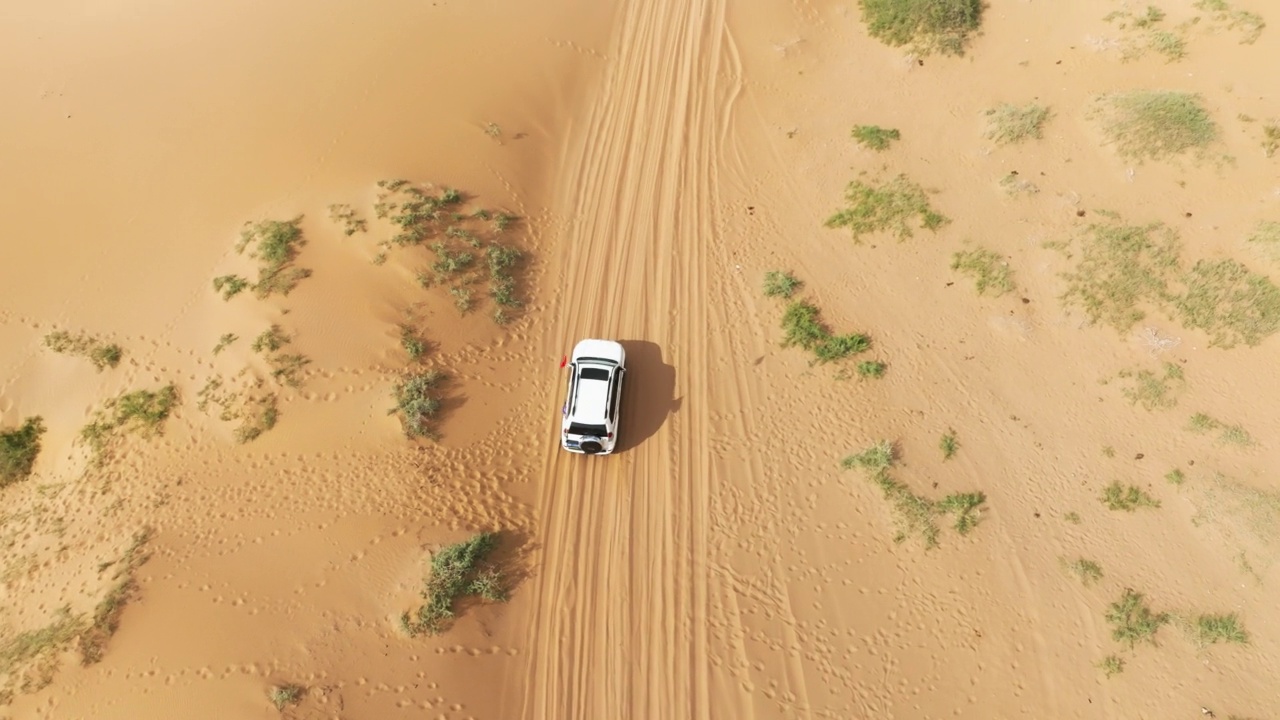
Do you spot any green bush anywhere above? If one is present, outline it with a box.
[235,217,311,297]
[1106,589,1170,648]
[951,248,1015,295]
[402,532,505,635]
[858,0,983,55]
[851,125,901,151]
[763,270,802,298]
[826,175,948,242]
[1093,91,1218,161]
[985,103,1051,144]
[0,417,46,487]
[391,370,446,439]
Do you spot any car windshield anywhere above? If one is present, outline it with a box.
[567,422,608,437]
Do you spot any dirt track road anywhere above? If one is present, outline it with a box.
[520,0,749,717]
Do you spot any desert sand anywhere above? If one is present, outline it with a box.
[2,0,1279,718]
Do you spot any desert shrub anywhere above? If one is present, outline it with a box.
[80,386,179,462]
[1,417,46,487]
[856,360,887,378]
[269,683,306,710]
[851,124,901,150]
[390,370,446,439]
[779,301,871,364]
[327,203,367,235]
[400,325,428,361]
[1117,362,1185,410]
[985,103,1051,144]
[212,274,250,300]
[43,330,123,371]
[1173,259,1280,348]
[1062,557,1104,586]
[842,441,986,547]
[1093,91,1218,161]
[939,430,958,460]
[251,325,291,354]
[858,0,983,55]
[1106,588,1170,648]
[402,532,505,635]
[826,174,948,241]
[951,247,1015,295]
[236,217,311,297]
[763,270,802,298]
[1054,217,1182,332]
[1098,654,1125,677]
[1191,612,1249,646]
[1186,413,1253,446]
[1101,481,1161,511]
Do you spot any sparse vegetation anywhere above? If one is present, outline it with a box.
[1101,481,1160,511]
[1,417,46,488]
[851,124,900,151]
[1054,214,1280,346]
[1174,259,1280,348]
[43,330,123,371]
[390,370,446,439]
[763,270,802,298]
[235,216,311,298]
[1195,0,1266,44]
[269,683,306,711]
[1054,216,1182,332]
[373,180,524,323]
[1061,557,1104,586]
[842,441,987,548]
[1165,468,1186,485]
[857,0,983,56]
[856,360,888,378]
[985,103,1051,144]
[80,386,179,462]
[250,326,309,386]
[79,527,153,665]
[778,300,872,364]
[1064,511,1082,524]
[251,325,290,354]
[400,324,428,361]
[826,174,948,242]
[327,203,367,236]
[1262,123,1280,157]
[1104,6,1187,62]
[0,606,84,697]
[1098,654,1125,677]
[1190,612,1249,646]
[1187,413,1254,446]
[940,430,958,460]
[212,274,250,300]
[951,248,1015,295]
[401,532,506,635]
[1093,91,1218,161]
[212,333,238,355]
[1106,588,1170,648]
[197,376,279,443]
[1118,361,1185,410]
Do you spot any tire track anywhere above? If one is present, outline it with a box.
[519,0,747,718]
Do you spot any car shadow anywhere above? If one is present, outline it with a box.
[616,340,678,453]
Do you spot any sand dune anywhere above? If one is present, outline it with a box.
[2,0,1280,718]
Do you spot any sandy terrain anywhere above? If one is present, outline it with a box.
[2,0,1280,718]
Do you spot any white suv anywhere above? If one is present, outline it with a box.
[561,339,626,455]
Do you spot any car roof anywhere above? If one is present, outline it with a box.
[570,368,611,424]
[571,338,625,365]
